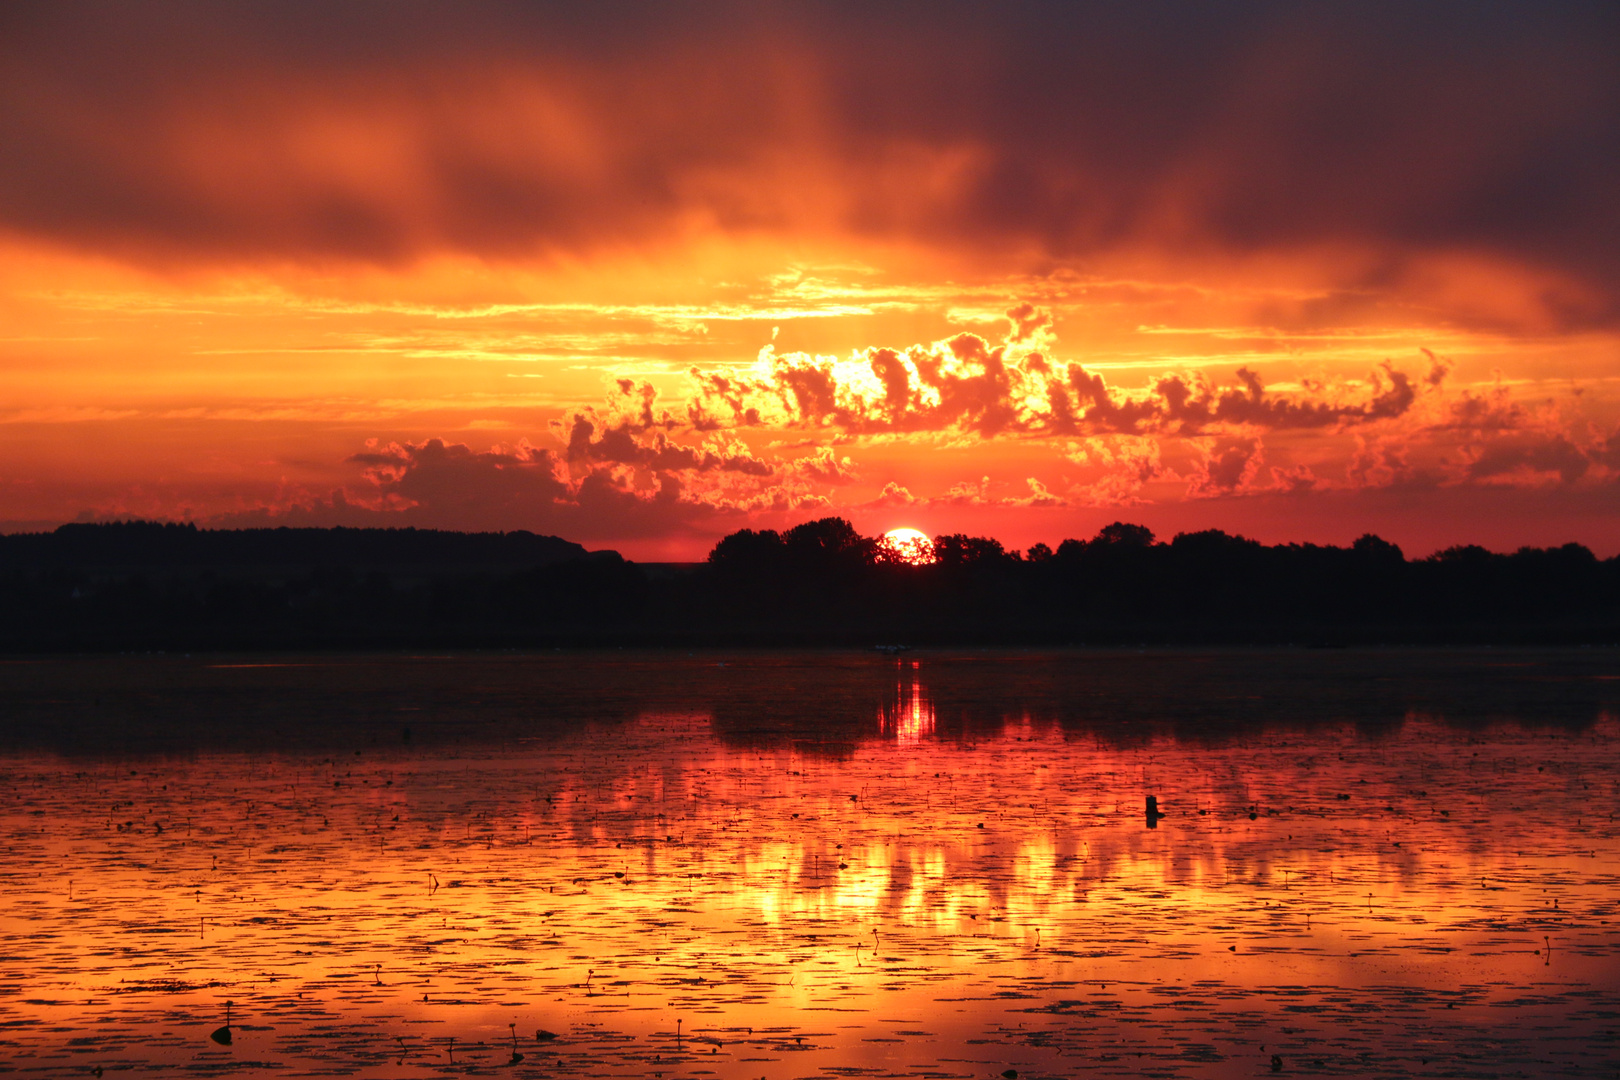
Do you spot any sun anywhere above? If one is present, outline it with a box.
[880,527,936,565]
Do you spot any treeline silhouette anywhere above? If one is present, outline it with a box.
[1,522,646,650]
[2,518,1617,649]
[699,518,1619,644]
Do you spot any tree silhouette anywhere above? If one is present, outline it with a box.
[1,518,1617,648]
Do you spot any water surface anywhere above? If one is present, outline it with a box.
[1,649,1616,1077]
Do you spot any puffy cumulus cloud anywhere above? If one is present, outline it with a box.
[211,486,391,531]
[232,431,831,540]
[1018,477,1066,508]
[1056,358,1426,437]
[349,437,569,515]
[686,307,1433,441]
[342,436,723,537]
[791,446,859,484]
[1065,436,1167,507]
[1346,436,1424,491]
[940,476,992,507]
[1187,437,1265,498]
[1420,348,1453,388]
[566,415,774,477]
[1462,432,1591,486]
[1004,301,1054,346]
[217,371,864,540]
[873,474,1066,511]
[185,302,1620,545]
[1066,429,1318,504]
[218,435,692,538]
[1267,464,1320,495]
[558,379,774,478]
[1441,384,1533,434]
[1426,382,1615,488]
[871,481,917,507]
[425,305,1618,536]
[684,309,1620,507]
[1590,430,1620,472]
[2,5,1618,326]
[1134,363,1416,433]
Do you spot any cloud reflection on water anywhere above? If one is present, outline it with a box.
[0,651,1616,1075]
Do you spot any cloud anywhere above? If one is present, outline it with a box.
[1065,435,1166,506]
[255,307,1601,542]
[1146,363,1416,432]
[791,446,858,484]
[940,476,991,507]
[565,415,774,477]
[307,409,851,536]
[60,290,1614,550]
[871,481,917,507]
[2,5,1617,325]
[1004,301,1053,344]
[1462,432,1591,486]
[348,437,569,515]
[1590,429,1620,472]
[881,474,1067,510]
[1018,477,1066,508]
[1345,435,1427,491]
[1442,386,1529,433]
[1266,464,1320,494]
[559,379,775,477]
[214,435,724,540]
[1188,437,1264,497]
[1427,381,1607,488]
[687,308,1433,442]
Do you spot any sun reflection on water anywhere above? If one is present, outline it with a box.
[0,652,1617,1077]
[877,659,935,744]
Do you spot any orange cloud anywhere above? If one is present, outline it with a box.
[685,311,1434,443]
[3,7,1620,557]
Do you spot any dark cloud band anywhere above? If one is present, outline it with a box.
[2,3,1616,322]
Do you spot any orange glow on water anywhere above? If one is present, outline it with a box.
[1,652,1616,1074]
[878,660,935,744]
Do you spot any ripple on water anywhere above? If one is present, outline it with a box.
[0,648,1617,1078]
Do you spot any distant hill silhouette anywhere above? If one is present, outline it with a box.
[2,518,1617,649]
[0,522,642,649]
[1,521,592,570]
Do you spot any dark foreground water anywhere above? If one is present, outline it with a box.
[0,649,1617,1078]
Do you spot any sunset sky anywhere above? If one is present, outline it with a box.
[3,2,1618,559]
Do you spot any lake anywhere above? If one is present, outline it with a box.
[0,648,1616,1077]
